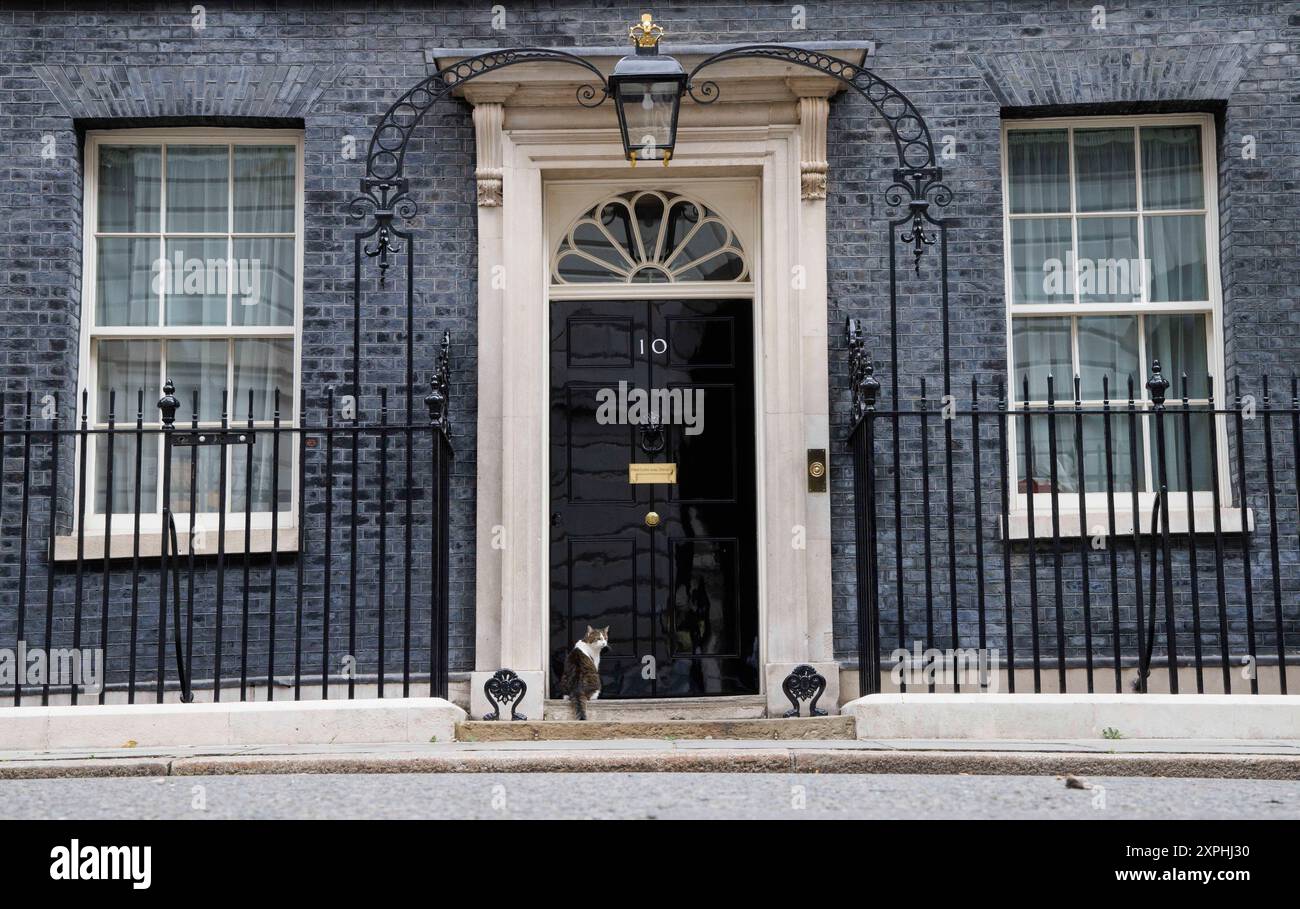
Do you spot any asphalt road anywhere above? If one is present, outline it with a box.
[2,772,1297,819]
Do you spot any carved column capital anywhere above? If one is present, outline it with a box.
[467,87,515,207]
[793,93,830,201]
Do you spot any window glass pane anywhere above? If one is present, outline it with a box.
[1011,218,1072,304]
[166,339,228,423]
[633,193,665,259]
[97,146,160,232]
[165,146,228,232]
[666,220,730,271]
[233,338,294,421]
[1076,217,1141,302]
[169,446,223,516]
[96,340,160,422]
[1093,412,1146,493]
[1157,406,1214,492]
[1013,416,1076,494]
[1078,316,1139,400]
[1145,314,1209,398]
[1013,317,1071,401]
[163,238,228,325]
[232,436,293,512]
[231,238,294,326]
[1074,128,1136,212]
[1141,126,1204,210]
[94,433,158,515]
[555,252,618,283]
[1017,413,1147,495]
[1145,214,1207,302]
[233,146,295,233]
[1007,130,1070,214]
[672,252,746,282]
[95,238,158,326]
[571,221,631,271]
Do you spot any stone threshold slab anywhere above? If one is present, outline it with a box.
[456,716,856,742]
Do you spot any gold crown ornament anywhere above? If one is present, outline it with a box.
[629,13,665,48]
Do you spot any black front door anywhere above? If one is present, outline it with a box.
[550,298,759,697]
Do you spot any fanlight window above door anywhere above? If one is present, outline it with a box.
[552,190,749,284]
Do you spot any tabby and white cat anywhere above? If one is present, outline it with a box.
[561,625,609,720]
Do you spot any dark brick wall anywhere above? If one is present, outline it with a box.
[0,1,1296,694]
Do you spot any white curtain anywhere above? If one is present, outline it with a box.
[165,146,228,232]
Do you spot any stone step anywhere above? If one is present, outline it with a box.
[541,695,767,722]
[456,716,857,742]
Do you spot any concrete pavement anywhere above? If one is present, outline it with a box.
[3,770,1297,819]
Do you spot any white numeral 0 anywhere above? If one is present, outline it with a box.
[639,338,668,355]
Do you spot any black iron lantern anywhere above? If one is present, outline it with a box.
[609,14,687,165]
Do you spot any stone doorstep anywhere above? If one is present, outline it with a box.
[457,716,857,742]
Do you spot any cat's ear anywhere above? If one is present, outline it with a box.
[602,626,610,635]
[586,625,593,634]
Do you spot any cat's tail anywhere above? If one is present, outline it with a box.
[570,684,586,721]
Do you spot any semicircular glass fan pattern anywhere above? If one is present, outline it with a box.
[552,190,749,284]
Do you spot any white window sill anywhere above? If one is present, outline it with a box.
[53,527,299,562]
[1002,507,1253,541]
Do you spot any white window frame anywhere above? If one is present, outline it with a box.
[999,113,1238,534]
[76,127,304,543]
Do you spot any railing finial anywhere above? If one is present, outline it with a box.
[157,378,179,428]
[1146,359,1169,408]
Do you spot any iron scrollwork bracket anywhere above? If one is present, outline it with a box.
[886,167,952,275]
[482,668,528,721]
[782,664,828,718]
[684,45,950,271]
[349,176,415,286]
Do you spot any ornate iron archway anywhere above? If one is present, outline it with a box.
[347,40,954,406]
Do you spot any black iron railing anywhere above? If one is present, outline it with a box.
[0,344,453,706]
[847,325,1298,697]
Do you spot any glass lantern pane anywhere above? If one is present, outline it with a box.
[619,81,678,160]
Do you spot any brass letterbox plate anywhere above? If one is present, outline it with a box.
[629,463,678,484]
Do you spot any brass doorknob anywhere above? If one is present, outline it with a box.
[644,511,661,528]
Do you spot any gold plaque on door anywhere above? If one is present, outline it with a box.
[628,462,677,484]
